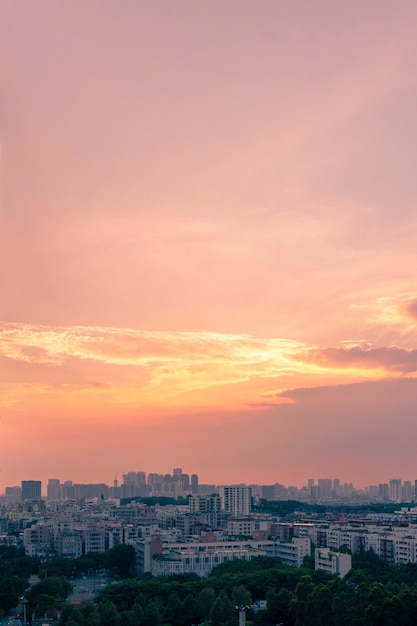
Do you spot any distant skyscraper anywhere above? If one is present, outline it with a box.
[379,483,389,500]
[47,479,62,500]
[318,479,332,499]
[123,471,146,486]
[21,480,41,501]
[389,479,402,502]
[5,486,21,503]
[403,481,412,501]
[191,474,199,494]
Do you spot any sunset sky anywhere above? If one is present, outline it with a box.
[1,1,417,491]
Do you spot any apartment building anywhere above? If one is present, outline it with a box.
[315,548,352,577]
[56,531,83,558]
[218,486,252,516]
[21,481,42,501]
[24,524,52,557]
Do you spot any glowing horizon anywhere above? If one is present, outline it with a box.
[1,1,417,490]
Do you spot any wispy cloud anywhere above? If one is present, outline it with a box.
[1,321,415,417]
[296,345,417,374]
[0,322,306,407]
[0,320,301,369]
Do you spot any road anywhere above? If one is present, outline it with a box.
[68,571,113,604]
[1,616,21,626]
[0,572,113,624]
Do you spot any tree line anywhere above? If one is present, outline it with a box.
[4,541,417,624]
[60,552,417,626]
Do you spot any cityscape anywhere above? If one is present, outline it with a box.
[3,466,417,623]
[4,468,417,578]
[5,470,417,505]
[2,1,417,623]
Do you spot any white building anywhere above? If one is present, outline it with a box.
[275,537,311,568]
[315,548,352,577]
[226,518,256,537]
[152,545,266,577]
[189,494,221,514]
[135,536,311,577]
[219,486,252,516]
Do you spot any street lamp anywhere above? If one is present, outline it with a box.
[19,597,27,626]
[235,605,250,626]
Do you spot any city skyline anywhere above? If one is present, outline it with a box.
[1,2,417,490]
[5,470,417,499]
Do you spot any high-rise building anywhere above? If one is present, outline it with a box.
[191,474,199,494]
[189,493,221,514]
[379,483,389,500]
[402,481,412,501]
[47,479,62,500]
[318,479,332,499]
[21,480,42,501]
[5,486,21,503]
[389,479,402,502]
[219,485,252,516]
[182,473,190,489]
[123,471,146,486]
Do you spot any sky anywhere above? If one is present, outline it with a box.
[1,0,417,491]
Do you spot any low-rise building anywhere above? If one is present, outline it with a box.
[315,548,352,577]
[135,536,311,577]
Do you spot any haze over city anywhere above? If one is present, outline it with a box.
[1,1,417,490]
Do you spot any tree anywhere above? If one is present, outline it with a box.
[82,601,101,626]
[231,584,252,608]
[210,590,235,626]
[27,575,72,620]
[34,593,58,616]
[28,576,72,602]
[265,586,295,625]
[307,583,335,626]
[142,599,163,626]
[291,574,314,626]
[59,603,85,626]
[164,591,182,626]
[302,552,315,570]
[124,601,144,626]
[196,586,216,621]
[182,592,198,625]
[105,544,136,578]
[99,600,121,626]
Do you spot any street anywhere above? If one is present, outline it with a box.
[68,571,113,604]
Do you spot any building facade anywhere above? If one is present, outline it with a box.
[219,486,252,516]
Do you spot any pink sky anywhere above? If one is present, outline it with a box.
[1,1,417,490]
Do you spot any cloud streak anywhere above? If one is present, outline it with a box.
[1,321,416,413]
[296,345,417,374]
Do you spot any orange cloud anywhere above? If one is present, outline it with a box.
[296,345,417,374]
[1,321,415,425]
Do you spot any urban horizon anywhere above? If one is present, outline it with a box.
[5,470,417,502]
